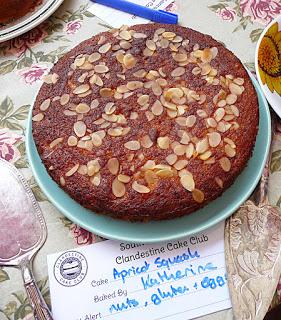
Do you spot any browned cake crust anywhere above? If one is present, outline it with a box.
[0,0,42,24]
[32,24,259,222]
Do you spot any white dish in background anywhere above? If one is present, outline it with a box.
[0,0,64,43]
[255,15,281,118]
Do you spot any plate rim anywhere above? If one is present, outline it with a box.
[26,72,271,243]
[0,0,65,43]
[255,14,281,119]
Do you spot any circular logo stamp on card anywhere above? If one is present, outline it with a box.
[53,251,88,287]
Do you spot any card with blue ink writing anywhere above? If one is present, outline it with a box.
[47,221,231,320]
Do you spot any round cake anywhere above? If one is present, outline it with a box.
[0,0,42,24]
[32,23,259,222]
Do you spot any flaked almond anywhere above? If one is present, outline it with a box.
[130,112,138,120]
[151,100,163,116]
[186,115,196,128]
[199,150,212,160]
[229,83,243,95]
[123,53,136,69]
[119,30,131,40]
[120,40,131,49]
[68,135,78,146]
[201,48,213,63]
[174,159,188,170]
[124,140,141,150]
[230,105,240,117]
[91,133,103,147]
[108,158,119,175]
[162,31,176,39]
[186,143,194,158]
[174,144,186,156]
[226,93,237,105]
[94,64,109,73]
[112,178,126,197]
[60,176,65,186]
[133,32,147,39]
[145,111,154,121]
[76,103,90,114]
[32,113,44,122]
[157,136,170,149]
[192,189,204,203]
[180,132,190,145]
[173,53,188,62]
[206,118,217,128]
[192,66,201,75]
[98,43,111,54]
[100,88,113,97]
[180,174,195,191]
[87,165,100,177]
[137,95,149,106]
[146,39,156,51]
[127,81,143,90]
[219,157,231,172]
[132,181,150,194]
[156,169,174,178]
[171,67,185,77]
[196,138,209,154]
[90,173,101,186]
[117,174,130,183]
[133,69,147,78]
[160,38,169,48]
[140,135,153,148]
[142,160,156,170]
[233,78,244,85]
[214,108,225,122]
[201,63,212,75]
[225,144,236,157]
[88,52,101,63]
[66,164,79,177]
[74,56,85,67]
[104,102,116,115]
[78,165,87,175]
[73,84,90,95]
[40,99,51,111]
[50,137,63,148]
[74,121,86,137]
[151,82,162,96]
[144,170,157,185]
[90,74,103,86]
[224,137,236,148]
[208,132,221,147]
[215,177,223,188]
[60,94,70,106]
[166,154,178,165]
[64,110,76,116]
[217,99,226,108]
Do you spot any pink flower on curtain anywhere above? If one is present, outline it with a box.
[0,129,22,163]
[5,24,48,57]
[19,64,49,84]
[240,0,281,25]
[65,20,82,35]
[71,224,96,245]
[217,7,236,21]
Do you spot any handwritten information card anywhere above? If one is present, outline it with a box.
[47,222,231,320]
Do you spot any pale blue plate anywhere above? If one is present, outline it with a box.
[26,73,271,243]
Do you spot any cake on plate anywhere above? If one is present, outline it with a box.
[32,23,259,221]
[0,0,42,24]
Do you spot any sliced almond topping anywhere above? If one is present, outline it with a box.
[208,132,221,147]
[229,83,243,95]
[133,69,147,78]
[226,94,237,105]
[180,174,195,191]
[120,40,132,49]
[166,154,178,165]
[171,67,185,77]
[132,181,150,194]
[173,53,188,62]
[140,135,153,148]
[233,77,244,85]
[124,140,141,150]
[91,172,101,186]
[88,52,101,63]
[130,112,138,120]
[143,47,154,57]
[78,164,87,175]
[201,63,212,75]
[186,143,194,159]
[142,160,156,170]
[145,111,154,121]
[206,118,217,128]
[74,56,85,67]
[186,115,196,128]
[60,94,70,106]
[91,133,103,147]
[224,137,236,148]
[151,100,164,116]
[192,189,204,203]
[199,150,212,160]
[151,82,162,96]
[40,99,51,111]
[74,121,86,137]
[66,164,79,177]
[160,38,169,48]
[156,169,174,178]
[127,81,143,90]
[137,95,149,106]
[119,30,131,40]
[107,158,119,175]
[162,31,176,39]
[64,110,76,116]
[157,136,170,149]
[117,174,130,184]
[214,108,225,122]
[196,138,209,154]
[219,157,231,172]
[32,113,44,122]
[146,39,156,51]
[217,99,226,108]
[175,117,187,126]
[90,74,104,86]
[98,43,111,54]
[67,135,78,146]
[76,103,90,114]
[112,178,126,197]
[50,137,63,148]
[192,66,201,75]
[73,84,90,95]
[180,132,190,145]
[174,144,186,156]
[100,88,113,97]
[133,32,147,39]
[94,64,109,73]
[155,27,165,35]
[215,177,223,188]
[60,176,65,186]
[123,54,136,69]
[201,48,213,63]
[230,105,240,117]
[104,102,116,115]
[174,159,188,170]
[225,144,236,157]
[144,170,157,185]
